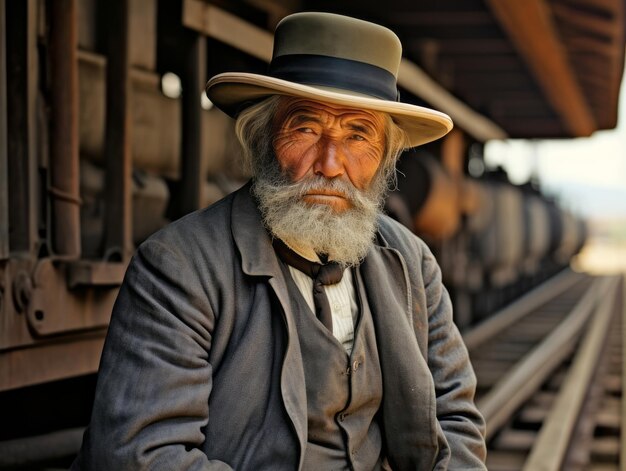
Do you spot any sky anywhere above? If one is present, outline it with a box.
[484,63,626,220]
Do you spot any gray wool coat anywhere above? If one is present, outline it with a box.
[73,182,487,470]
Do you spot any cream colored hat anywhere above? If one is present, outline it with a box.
[205,12,453,147]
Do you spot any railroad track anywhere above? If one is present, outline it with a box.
[464,269,624,470]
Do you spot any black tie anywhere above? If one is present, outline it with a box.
[273,239,344,333]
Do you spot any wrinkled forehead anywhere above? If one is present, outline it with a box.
[274,96,388,129]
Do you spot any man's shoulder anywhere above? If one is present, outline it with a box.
[139,188,240,256]
[377,213,428,261]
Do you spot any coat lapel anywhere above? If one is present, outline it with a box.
[231,184,308,469]
[360,242,439,470]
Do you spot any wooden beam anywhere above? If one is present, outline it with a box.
[0,334,105,391]
[410,38,515,55]
[551,2,618,39]
[566,36,621,56]
[386,11,493,26]
[554,0,618,15]
[182,0,507,141]
[183,1,273,62]
[485,0,596,136]
[442,55,522,72]
[500,121,566,137]
[398,60,507,140]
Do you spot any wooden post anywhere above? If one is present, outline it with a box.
[179,33,205,216]
[49,0,81,258]
[6,0,38,255]
[103,0,133,261]
[159,0,205,217]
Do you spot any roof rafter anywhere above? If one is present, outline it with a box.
[485,0,596,136]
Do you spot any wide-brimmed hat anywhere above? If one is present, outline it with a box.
[205,12,453,148]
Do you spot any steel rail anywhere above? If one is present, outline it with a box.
[463,268,582,351]
[522,275,620,470]
[478,275,612,440]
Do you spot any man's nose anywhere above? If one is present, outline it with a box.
[313,139,345,179]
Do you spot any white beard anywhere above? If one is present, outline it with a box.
[252,160,388,266]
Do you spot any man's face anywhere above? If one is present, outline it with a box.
[272,98,387,212]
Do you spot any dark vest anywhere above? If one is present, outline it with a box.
[281,264,385,470]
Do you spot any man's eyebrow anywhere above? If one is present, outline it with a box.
[289,113,322,126]
[346,121,375,134]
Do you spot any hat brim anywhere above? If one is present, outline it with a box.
[206,72,453,148]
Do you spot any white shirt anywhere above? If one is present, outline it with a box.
[282,241,359,355]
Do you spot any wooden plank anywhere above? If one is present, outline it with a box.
[553,0,619,16]
[183,0,508,142]
[0,334,106,391]
[387,10,493,26]
[0,0,8,259]
[522,276,620,471]
[0,427,85,467]
[551,2,619,39]
[485,0,596,136]
[420,38,514,55]
[493,429,537,451]
[567,36,622,56]
[443,55,523,72]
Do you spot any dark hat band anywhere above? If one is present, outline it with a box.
[269,54,399,101]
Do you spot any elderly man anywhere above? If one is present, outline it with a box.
[73,12,486,471]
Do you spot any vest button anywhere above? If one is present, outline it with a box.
[352,360,360,372]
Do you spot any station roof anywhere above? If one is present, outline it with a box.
[197,0,625,140]
[302,0,626,139]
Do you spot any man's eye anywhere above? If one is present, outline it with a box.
[351,134,366,141]
[297,127,314,133]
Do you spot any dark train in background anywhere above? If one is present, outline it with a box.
[0,0,588,467]
[386,147,586,328]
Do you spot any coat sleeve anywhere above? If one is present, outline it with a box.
[420,241,488,470]
[72,239,233,471]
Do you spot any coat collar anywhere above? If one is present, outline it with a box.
[231,181,283,278]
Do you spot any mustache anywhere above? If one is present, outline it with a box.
[289,176,359,200]
[262,173,381,213]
